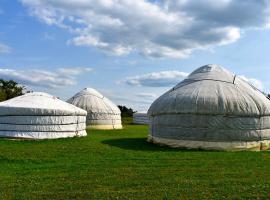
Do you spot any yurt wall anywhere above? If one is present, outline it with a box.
[133,113,149,125]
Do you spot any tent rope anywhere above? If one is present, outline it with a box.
[233,75,236,84]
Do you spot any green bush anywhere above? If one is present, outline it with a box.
[0,79,25,102]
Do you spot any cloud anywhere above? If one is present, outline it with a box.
[0,43,11,53]
[102,88,160,112]
[20,0,270,58]
[0,67,93,88]
[58,67,93,75]
[125,70,189,87]
[107,92,154,112]
[136,93,157,99]
[238,75,264,90]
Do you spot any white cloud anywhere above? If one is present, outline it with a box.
[20,0,270,58]
[58,67,93,75]
[0,43,11,53]
[125,70,189,87]
[105,92,154,112]
[238,75,264,90]
[136,92,157,99]
[0,67,93,88]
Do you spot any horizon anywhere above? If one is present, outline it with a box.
[1,0,270,111]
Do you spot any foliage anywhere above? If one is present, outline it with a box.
[121,116,133,125]
[0,79,25,102]
[118,105,136,117]
[0,125,270,199]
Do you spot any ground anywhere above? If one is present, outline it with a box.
[0,124,270,200]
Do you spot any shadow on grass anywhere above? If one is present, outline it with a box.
[102,137,206,152]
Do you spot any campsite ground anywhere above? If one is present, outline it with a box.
[0,123,270,199]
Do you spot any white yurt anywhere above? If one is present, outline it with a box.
[148,64,270,151]
[133,113,149,125]
[0,92,87,139]
[67,88,122,129]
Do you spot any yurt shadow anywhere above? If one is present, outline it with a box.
[101,138,211,152]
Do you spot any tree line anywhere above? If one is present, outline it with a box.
[117,105,136,117]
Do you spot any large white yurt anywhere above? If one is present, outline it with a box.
[0,92,87,139]
[67,88,122,129]
[148,64,270,151]
[133,113,149,125]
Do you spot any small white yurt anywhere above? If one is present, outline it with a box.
[133,113,149,125]
[0,92,87,139]
[67,88,122,129]
[148,64,270,151]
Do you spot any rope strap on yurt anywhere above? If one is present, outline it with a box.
[233,75,236,84]
[76,116,80,136]
[74,106,79,136]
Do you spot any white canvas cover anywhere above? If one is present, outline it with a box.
[67,88,122,129]
[0,92,87,139]
[148,64,270,151]
[133,113,149,125]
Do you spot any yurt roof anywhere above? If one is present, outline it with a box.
[148,64,270,117]
[67,88,120,114]
[0,92,87,116]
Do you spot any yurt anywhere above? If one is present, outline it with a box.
[67,88,122,129]
[133,113,149,125]
[0,92,87,139]
[148,64,270,151]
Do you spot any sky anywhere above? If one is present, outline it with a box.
[1,0,270,112]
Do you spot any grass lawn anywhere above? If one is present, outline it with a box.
[0,124,270,199]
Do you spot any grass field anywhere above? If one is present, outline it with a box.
[0,124,270,199]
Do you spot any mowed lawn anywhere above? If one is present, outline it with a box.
[0,125,270,199]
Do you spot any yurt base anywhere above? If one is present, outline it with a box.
[86,124,123,130]
[0,130,87,140]
[148,136,270,151]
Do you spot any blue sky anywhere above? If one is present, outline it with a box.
[1,0,270,111]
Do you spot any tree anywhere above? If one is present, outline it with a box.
[117,105,136,117]
[0,79,25,102]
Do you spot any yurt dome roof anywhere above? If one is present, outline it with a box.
[77,88,104,98]
[148,64,270,117]
[67,88,120,114]
[0,92,87,116]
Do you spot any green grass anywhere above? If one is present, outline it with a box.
[0,125,270,199]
